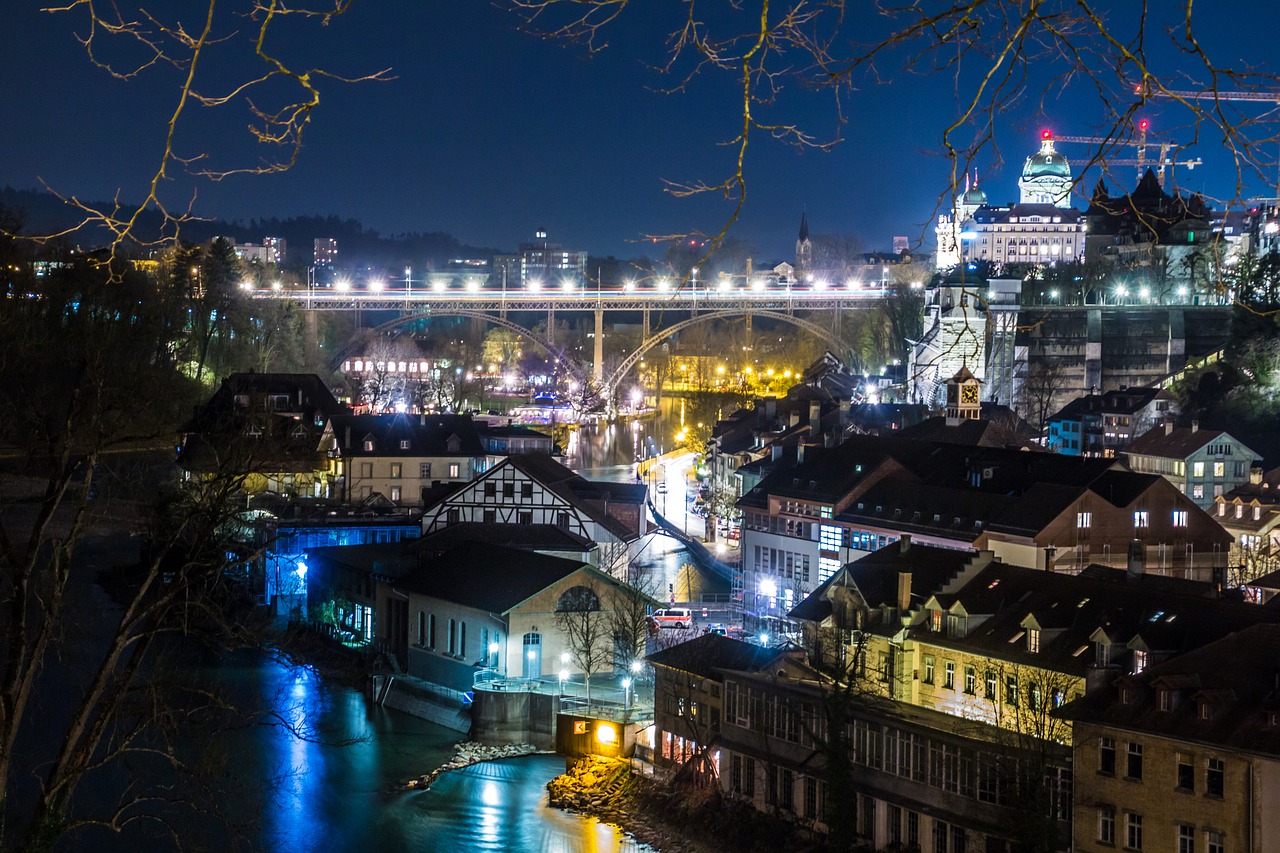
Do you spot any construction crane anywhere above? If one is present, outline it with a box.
[1048,122,1202,186]
[1136,84,1280,194]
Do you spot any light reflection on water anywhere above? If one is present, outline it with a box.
[388,758,650,853]
[230,655,648,852]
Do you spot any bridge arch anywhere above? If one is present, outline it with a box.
[603,309,861,395]
[330,310,587,379]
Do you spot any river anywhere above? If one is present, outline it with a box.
[46,399,727,852]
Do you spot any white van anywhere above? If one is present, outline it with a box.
[652,608,693,629]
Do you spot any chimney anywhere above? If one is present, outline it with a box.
[1164,421,1173,436]
[1251,466,1264,485]
[1043,545,1058,572]
[899,534,912,554]
[1191,419,1199,434]
[1126,538,1145,581]
[797,445,806,464]
[896,571,912,613]
[809,400,821,434]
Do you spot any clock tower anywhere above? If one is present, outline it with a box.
[945,366,983,425]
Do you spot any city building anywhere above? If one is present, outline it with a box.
[419,453,649,577]
[491,229,589,290]
[1213,466,1280,588]
[262,236,286,264]
[646,633,779,773]
[322,412,487,506]
[1122,422,1259,510]
[1083,172,1215,285]
[178,372,346,496]
[1061,623,1280,853]
[696,539,1280,851]
[737,429,1231,633]
[1045,386,1178,457]
[313,237,338,270]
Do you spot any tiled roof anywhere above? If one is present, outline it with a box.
[1059,624,1280,755]
[1123,425,1225,459]
[396,542,591,613]
[646,634,781,679]
[328,412,485,457]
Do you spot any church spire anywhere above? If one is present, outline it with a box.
[798,208,810,242]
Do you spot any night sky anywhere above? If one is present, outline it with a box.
[2,2,1277,260]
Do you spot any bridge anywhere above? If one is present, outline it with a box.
[252,286,891,399]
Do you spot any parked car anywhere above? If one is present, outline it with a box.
[652,608,693,629]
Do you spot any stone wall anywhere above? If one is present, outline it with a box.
[471,688,561,750]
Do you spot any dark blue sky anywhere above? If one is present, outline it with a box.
[2,2,1276,260]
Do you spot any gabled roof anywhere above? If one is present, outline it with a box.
[1059,624,1280,755]
[411,522,593,556]
[396,542,592,614]
[1046,386,1173,423]
[1123,424,1233,459]
[646,634,782,680]
[506,454,647,540]
[327,412,485,457]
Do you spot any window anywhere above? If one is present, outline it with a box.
[1133,510,1149,528]
[803,776,818,819]
[416,611,426,646]
[1176,753,1194,791]
[1133,650,1148,673]
[484,482,497,497]
[519,511,532,525]
[887,804,902,845]
[459,622,466,658]
[1005,675,1019,706]
[944,661,956,689]
[1028,682,1042,711]
[1028,628,1040,653]
[522,482,533,498]
[1125,813,1142,850]
[779,768,794,811]
[557,512,570,529]
[427,614,436,648]
[1077,511,1093,528]
[1206,830,1225,853]
[1206,757,1224,797]
[964,666,976,695]
[1178,824,1194,853]
[449,463,460,478]
[360,462,373,479]
[985,670,997,701]
[923,655,936,684]
[1194,484,1205,499]
[390,486,401,502]
[1172,510,1188,527]
[1193,462,1205,478]
[1098,806,1116,844]
[503,482,515,499]
[1126,742,1143,780]
[399,439,410,450]
[1100,737,1116,775]
[906,811,919,848]
[447,619,456,655]
[419,463,432,479]
[1214,461,1225,477]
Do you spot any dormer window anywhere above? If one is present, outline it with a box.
[1158,688,1171,711]
[363,439,375,452]
[400,440,411,450]
[1133,649,1148,673]
[1236,504,1244,519]
[1199,701,1212,721]
[930,609,943,632]
[1119,685,1131,705]
[1096,642,1112,667]
[1255,506,1262,521]
[1027,629,1040,654]
[1217,503,1226,517]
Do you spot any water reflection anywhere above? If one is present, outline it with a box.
[392,757,650,853]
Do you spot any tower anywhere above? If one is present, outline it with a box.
[945,366,983,425]
[1019,132,1073,207]
[934,171,987,270]
[795,209,812,274]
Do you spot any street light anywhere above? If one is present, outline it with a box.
[621,677,632,710]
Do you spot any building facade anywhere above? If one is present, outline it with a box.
[1122,423,1259,510]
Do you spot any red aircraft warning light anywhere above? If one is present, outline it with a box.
[1041,129,1053,140]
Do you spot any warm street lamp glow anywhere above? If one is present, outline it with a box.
[368,278,384,292]
[595,723,618,745]
[466,278,480,293]
[334,277,352,292]
[240,280,254,291]
[847,278,861,290]
[623,279,635,292]
[657,278,671,292]
[272,280,283,291]
[561,278,576,292]
[560,652,571,664]
[528,278,543,292]
[630,660,642,673]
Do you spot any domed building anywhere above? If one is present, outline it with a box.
[1019,131,1073,207]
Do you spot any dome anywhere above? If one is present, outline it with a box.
[1023,150,1071,179]
[962,186,988,206]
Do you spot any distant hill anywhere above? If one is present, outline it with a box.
[0,187,501,270]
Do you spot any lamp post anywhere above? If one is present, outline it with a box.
[622,677,632,711]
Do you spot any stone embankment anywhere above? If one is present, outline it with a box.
[547,756,717,853]
[405,741,546,791]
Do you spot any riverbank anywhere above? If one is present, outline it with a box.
[547,756,815,853]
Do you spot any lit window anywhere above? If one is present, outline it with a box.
[1076,511,1092,528]
[1125,813,1142,850]
[1172,510,1188,527]
[1214,461,1225,477]
[1194,461,1205,478]
[1027,628,1040,653]
[1133,510,1149,528]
